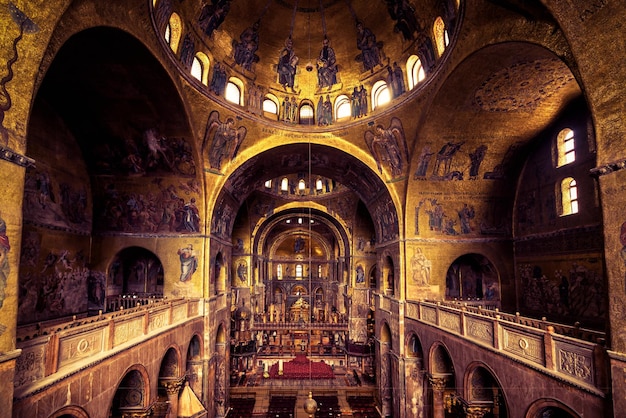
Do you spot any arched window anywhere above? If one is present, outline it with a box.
[299,103,314,125]
[167,13,182,53]
[190,52,210,86]
[433,16,447,57]
[334,94,351,121]
[557,128,576,167]
[295,264,303,279]
[559,177,579,216]
[372,80,391,110]
[225,77,244,105]
[264,180,272,189]
[263,98,278,115]
[406,55,426,89]
[298,179,306,193]
[280,177,289,192]
[315,178,323,192]
[277,264,283,280]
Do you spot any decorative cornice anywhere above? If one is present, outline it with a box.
[0,145,35,168]
[590,158,626,177]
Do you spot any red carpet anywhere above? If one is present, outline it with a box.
[269,355,335,379]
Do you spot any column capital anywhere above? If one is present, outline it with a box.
[428,375,449,391]
[466,404,492,418]
[160,377,185,395]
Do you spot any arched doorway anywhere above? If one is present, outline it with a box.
[107,247,164,311]
[445,253,499,307]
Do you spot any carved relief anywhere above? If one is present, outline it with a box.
[558,348,592,383]
[14,345,44,388]
[58,330,104,367]
[466,318,494,344]
[502,328,543,364]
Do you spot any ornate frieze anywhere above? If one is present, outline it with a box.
[502,328,543,365]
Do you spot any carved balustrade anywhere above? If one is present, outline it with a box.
[406,300,608,393]
[14,298,202,394]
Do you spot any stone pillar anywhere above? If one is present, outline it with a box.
[0,147,31,417]
[160,377,185,418]
[428,375,449,418]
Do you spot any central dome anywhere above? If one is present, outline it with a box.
[155,0,458,117]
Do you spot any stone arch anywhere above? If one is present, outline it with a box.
[186,334,204,398]
[107,246,164,309]
[445,253,499,304]
[109,365,151,417]
[464,362,509,417]
[214,251,226,294]
[405,332,426,417]
[378,321,393,417]
[525,398,581,418]
[157,346,184,417]
[47,405,90,418]
[381,251,396,296]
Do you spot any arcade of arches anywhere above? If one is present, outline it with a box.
[0,1,625,418]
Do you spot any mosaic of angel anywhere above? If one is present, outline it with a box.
[364,117,409,177]
[202,110,247,171]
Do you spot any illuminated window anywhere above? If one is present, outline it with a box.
[298,179,306,192]
[316,178,323,191]
[372,80,390,110]
[281,177,289,192]
[190,52,210,86]
[299,103,314,125]
[277,264,283,280]
[559,177,579,216]
[296,264,303,278]
[334,94,351,120]
[225,82,241,105]
[263,98,278,114]
[556,128,576,167]
[167,13,182,53]
[433,16,446,57]
[191,57,202,81]
[406,55,426,90]
[264,180,272,189]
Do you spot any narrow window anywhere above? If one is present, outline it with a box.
[296,264,303,279]
[557,128,576,167]
[559,177,579,216]
[263,98,278,114]
[407,55,426,90]
[433,17,446,57]
[277,264,283,280]
[372,80,390,110]
[298,179,306,193]
[225,82,241,105]
[264,180,272,189]
[299,103,314,125]
[334,94,351,120]
[280,177,289,192]
[191,57,203,82]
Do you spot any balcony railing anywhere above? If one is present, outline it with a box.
[404,299,608,393]
[14,298,202,395]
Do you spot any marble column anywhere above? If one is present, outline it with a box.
[428,375,449,418]
[160,377,185,418]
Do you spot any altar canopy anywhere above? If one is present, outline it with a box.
[269,355,335,379]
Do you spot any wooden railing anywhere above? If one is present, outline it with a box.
[403,299,608,393]
[14,298,202,394]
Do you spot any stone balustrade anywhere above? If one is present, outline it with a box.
[13,298,202,395]
[404,299,608,393]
